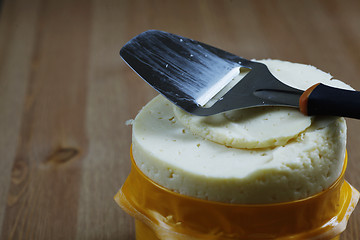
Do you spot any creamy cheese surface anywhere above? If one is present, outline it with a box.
[174,106,312,149]
[131,59,350,204]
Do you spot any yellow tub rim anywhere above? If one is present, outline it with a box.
[114,149,359,240]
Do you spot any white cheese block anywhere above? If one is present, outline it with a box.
[131,59,350,204]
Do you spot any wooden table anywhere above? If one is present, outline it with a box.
[0,0,359,239]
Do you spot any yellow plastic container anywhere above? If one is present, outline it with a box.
[114,149,359,240]
[134,220,341,240]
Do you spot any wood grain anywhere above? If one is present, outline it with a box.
[0,0,359,239]
[1,0,91,239]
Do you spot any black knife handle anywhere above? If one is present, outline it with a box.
[300,83,360,119]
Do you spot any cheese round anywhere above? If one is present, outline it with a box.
[131,59,350,204]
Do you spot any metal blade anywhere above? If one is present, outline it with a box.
[120,30,304,116]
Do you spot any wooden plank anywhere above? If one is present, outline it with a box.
[0,0,41,233]
[0,0,91,239]
[74,1,137,239]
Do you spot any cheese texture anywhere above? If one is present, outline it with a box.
[131,59,351,204]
